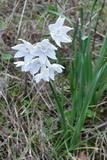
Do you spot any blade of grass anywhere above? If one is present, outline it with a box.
[84,25,93,87]
[44,8,72,25]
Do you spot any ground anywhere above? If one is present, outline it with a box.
[0,0,107,160]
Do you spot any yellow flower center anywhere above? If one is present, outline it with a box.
[41,45,47,51]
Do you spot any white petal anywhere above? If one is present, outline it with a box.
[43,70,49,82]
[21,65,27,72]
[50,32,56,41]
[44,39,55,47]
[39,55,47,64]
[43,76,49,82]
[31,58,42,64]
[31,46,40,56]
[55,39,61,47]
[24,54,34,63]
[12,44,25,50]
[45,58,51,66]
[41,39,49,44]
[49,70,55,80]
[51,64,64,73]
[18,39,31,46]
[61,34,72,43]
[51,36,61,47]
[23,65,29,72]
[29,47,35,54]
[47,50,57,59]
[38,66,49,82]
[18,39,34,51]
[55,17,65,26]
[14,61,24,67]
[36,39,49,48]
[29,63,41,75]
[48,43,57,50]
[48,24,56,32]
[14,51,26,58]
[61,26,73,33]
[33,74,42,83]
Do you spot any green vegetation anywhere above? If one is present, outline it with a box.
[0,0,107,159]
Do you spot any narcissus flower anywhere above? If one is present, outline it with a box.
[49,17,73,47]
[25,58,42,76]
[33,66,50,83]
[14,56,64,83]
[12,39,35,63]
[14,58,43,75]
[14,61,28,72]
[33,60,64,83]
[32,39,57,64]
[12,16,72,83]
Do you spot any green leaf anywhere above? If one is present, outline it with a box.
[49,81,67,139]
[1,52,13,60]
[44,8,72,25]
[87,109,95,118]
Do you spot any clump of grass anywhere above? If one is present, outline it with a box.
[0,0,107,160]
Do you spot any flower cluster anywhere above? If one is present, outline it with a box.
[12,17,73,83]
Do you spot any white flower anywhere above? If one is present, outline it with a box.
[25,58,42,76]
[49,16,73,47]
[12,35,65,83]
[33,59,64,83]
[47,62,64,80]
[14,61,28,72]
[32,39,57,64]
[12,39,35,63]
[33,66,50,83]
[14,58,43,74]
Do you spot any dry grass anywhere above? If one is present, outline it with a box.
[0,0,107,159]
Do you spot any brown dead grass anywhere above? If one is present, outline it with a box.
[0,0,107,159]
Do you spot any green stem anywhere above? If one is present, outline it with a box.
[49,81,67,137]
